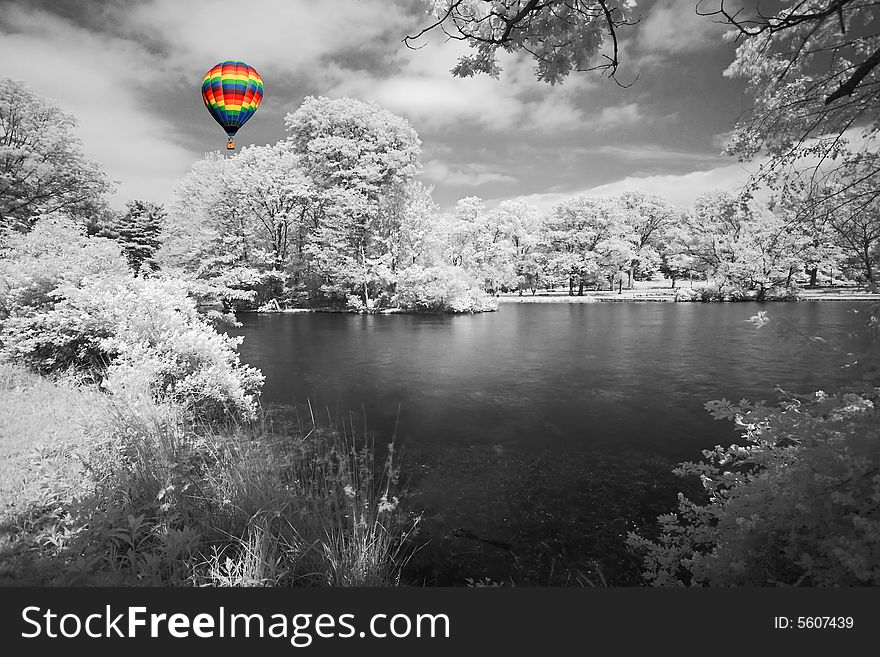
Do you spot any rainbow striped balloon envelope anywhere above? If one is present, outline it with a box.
[201,61,263,149]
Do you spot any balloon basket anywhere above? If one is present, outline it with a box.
[226,138,235,150]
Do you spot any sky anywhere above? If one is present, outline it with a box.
[0,0,759,213]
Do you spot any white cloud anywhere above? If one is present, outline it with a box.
[595,102,643,128]
[710,129,735,150]
[123,0,414,81]
[498,159,760,211]
[324,40,594,134]
[423,160,516,187]
[0,6,198,208]
[330,72,519,129]
[583,161,755,205]
[589,144,726,162]
[637,0,727,55]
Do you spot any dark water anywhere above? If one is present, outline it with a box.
[229,302,872,585]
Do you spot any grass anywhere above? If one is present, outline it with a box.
[0,365,108,517]
[0,362,420,586]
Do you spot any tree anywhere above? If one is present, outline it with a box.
[0,78,110,233]
[543,195,637,294]
[100,200,166,274]
[161,103,449,311]
[442,196,484,268]
[437,197,544,294]
[795,205,847,287]
[158,152,265,309]
[489,200,545,294]
[285,96,422,310]
[676,191,812,299]
[396,181,442,268]
[711,0,880,220]
[704,1,878,103]
[814,179,880,285]
[617,191,677,287]
[659,249,701,289]
[407,1,637,83]
[543,198,597,294]
[232,144,314,275]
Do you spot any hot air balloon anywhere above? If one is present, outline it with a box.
[201,61,263,150]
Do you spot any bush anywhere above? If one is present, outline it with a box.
[627,389,880,586]
[396,265,497,313]
[0,215,129,321]
[764,285,799,301]
[0,216,263,420]
[674,284,724,302]
[223,269,286,311]
[673,283,795,302]
[697,284,738,302]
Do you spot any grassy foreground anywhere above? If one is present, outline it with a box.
[0,363,418,586]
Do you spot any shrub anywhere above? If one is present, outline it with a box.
[627,389,880,586]
[0,215,129,321]
[346,294,366,312]
[674,284,725,302]
[396,265,497,313]
[220,269,286,311]
[0,216,263,420]
[673,283,796,302]
[764,285,799,301]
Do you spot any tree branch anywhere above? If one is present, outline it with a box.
[825,47,880,104]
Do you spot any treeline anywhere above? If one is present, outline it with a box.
[2,78,878,313]
[149,95,877,309]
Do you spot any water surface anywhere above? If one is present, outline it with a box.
[230,302,871,584]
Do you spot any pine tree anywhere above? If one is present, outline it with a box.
[101,200,165,274]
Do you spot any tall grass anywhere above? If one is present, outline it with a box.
[0,365,104,505]
[0,364,420,586]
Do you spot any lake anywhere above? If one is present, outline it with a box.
[229,301,872,585]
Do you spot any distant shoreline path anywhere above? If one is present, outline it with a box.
[496,289,880,303]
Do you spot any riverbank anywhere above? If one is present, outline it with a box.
[237,284,880,312]
[495,286,880,303]
[243,305,499,315]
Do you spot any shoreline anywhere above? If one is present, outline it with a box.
[495,294,880,303]
[496,288,880,303]
[232,287,880,314]
[239,293,880,313]
[238,306,499,315]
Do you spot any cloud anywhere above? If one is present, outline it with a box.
[0,5,198,208]
[497,159,760,211]
[330,72,517,129]
[583,161,755,205]
[324,41,593,134]
[123,0,415,81]
[588,144,727,163]
[710,129,735,150]
[422,160,516,187]
[637,0,727,55]
[595,102,643,128]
